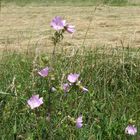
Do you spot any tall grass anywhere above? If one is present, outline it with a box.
[0,46,140,139]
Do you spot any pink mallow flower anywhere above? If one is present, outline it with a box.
[27,95,43,109]
[38,67,49,77]
[125,125,137,135]
[76,116,83,128]
[50,16,66,31]
[67,73,79,83]
[62,83,70,92]
[65,25,75,34]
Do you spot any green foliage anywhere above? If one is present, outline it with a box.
[2,0,129,6]
[0,47,140,139]
[103,0,128,5]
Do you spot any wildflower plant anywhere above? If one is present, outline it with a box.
[29,16,86,138]
[34,17,89,137]
[51,16,75,54]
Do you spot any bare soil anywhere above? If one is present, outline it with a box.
[0,5,140,52]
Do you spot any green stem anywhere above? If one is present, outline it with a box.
[52,44,56,56]
[34,110,40,139]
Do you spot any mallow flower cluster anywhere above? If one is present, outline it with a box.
[27,66,85,128]
[61,73,88,94]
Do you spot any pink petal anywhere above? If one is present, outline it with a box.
[27,95,43,109]
[38,67,49,77]
[50,16,66,31]
[125,125,137,135]
[66,25,75,33]
[67,73,79,83]
[76,116,83,128]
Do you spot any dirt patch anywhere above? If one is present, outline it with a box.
[0,5,140,52]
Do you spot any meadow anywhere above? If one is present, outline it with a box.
[0,0,140,140]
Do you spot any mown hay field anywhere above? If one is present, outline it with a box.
[0,5,140,53]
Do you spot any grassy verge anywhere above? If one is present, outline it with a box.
[0,46,140,139]
[2,0,138,6]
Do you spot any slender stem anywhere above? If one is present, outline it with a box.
[82,5,98,48]
[47,88,51,121]
[46,87,53,139]
[47,30,61,139]
[34,110,40,140]
[48,38,57,121]
[52,44,56,56]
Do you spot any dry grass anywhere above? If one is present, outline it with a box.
[0,5,140,52]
